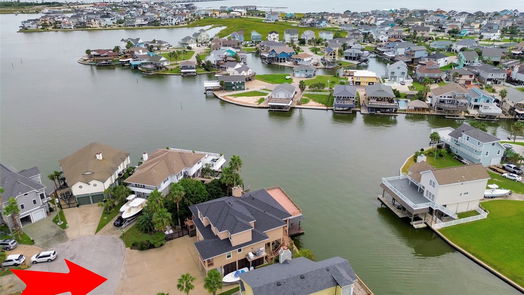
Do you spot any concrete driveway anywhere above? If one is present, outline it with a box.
[64,204,102,240]
[22,211,68,249]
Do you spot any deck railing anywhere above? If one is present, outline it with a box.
[432,207,487,229]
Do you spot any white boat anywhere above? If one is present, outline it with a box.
[484,184,511,198]
[121,198,146,219]
[222,267,250,284]
[119,195,137,213]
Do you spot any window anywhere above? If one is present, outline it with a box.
[32,199,37,205]
[40,193,45,200]
[20,204,25,210]
[79,185,83,189]
[237,248,242,253]
[463,192,469,196]
[226,252,232,259]
[486,152,489,156]
[497,150,501,155]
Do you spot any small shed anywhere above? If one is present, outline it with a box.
[407,100,429,111]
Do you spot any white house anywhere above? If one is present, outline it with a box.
[59,142,130,205]
[125,148,226,197]
[386,61,409,83]
[267,31,279,42]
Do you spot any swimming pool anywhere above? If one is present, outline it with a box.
[398,99,409,110]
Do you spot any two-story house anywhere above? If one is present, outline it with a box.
[474,64,507,85]
[333,85,357,113]
[364,84,398,113]
[457,51,480,68]
[59,142,130,205]
[125,148,225,197]
[449,68,475,86]
[189,187,303,275]
[386,60,409,83]
[434,123,505,166]
[380,161,489,228]
[268,84,296,111]
[239,255,357,295]
[283,29,299,44]
[466,88,502,118]
[428,83,468,113]
[0,164,49,228]
[267,31,279,42]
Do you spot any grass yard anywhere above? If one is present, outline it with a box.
[52,210,68,229]
[409,81,426,92]
[488,172,524,194]
[160,50,194,62]
[300,98,310,104]
[231,90,268,97]
[218,287,240,295]
[255,74,292,84]
[517,88,524,93]
[440,200,524,287]
[96,206,122,233]
[257,97,265,104]
[424,149,464,169]
[120,224,166,249]
[302,93,333,107]
[304,75,346,88]
[457,210,479,218]
[501,141,524,147]
[189,17,343,41]
[242,47,257,53]
[439,63,457,71]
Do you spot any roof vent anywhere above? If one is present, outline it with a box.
[300,275,305,279]
[95,152,103,160]
[142,152,149,162]
[276,282,281,287]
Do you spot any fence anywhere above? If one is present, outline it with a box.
[432,207,488,229]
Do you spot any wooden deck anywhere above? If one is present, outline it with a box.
[377,195,408,218]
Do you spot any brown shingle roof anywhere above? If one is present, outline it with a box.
[409,162,489,185]
[59,142,129,185]
[430,83,467,96]
[125,149,204,187]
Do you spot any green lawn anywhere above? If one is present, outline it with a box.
[304,75,346,88]
[255,74,292,84]
[439,63,457,71]
[302,93,333,107]
[257,97,265,104]
[458,210,479,218]
[188,17,344,41]
[488,172,524,194]
[96,206,121,233]
[300,98,310,104]
[409,82,426,92]
[218,287,240,295]
[425,149,464,168]
[0,224,34,245]
[501,141,524,147]
[517,88,524,93]
[231,90,268,97]
[242,47,257,53]
[120,224,166,249]
[52,210,68,229]
[160,50,194,62]
[363,45,376,51]
[440,200,524,287]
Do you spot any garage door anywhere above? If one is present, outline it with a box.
[31,209,46,223]
[91,194,105,203]
[77,196,93,206]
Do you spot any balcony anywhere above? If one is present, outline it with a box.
[246,247,266,262]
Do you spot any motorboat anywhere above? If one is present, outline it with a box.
[223,267,252,284]
[121,198,146,219]
[119,195,137,213]
[484,184,511,198]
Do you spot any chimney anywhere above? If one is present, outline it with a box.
[232,186,244,197]
[278,247,292,264]
[142,152,149,162]
[95,152,103,160]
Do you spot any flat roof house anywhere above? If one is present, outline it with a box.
[379,162,489,228]
[189,187,303,275]
[59,142,130,205]
[268,84,296,112]
[125,148,225,197]
[239,256,357,295]
[333,85,357,112]
[0,163,49,228]
[364,84,398,114]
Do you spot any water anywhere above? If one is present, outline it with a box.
[0,14,521,295]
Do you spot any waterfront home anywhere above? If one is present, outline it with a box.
[292,65,316,78]
[121,37,143,48]
[87,49,120,63]
[452,39,478,52]
[205,49,238,66]
[226,64,255,80]
[449,68,475,86]
[386,61,408,83]
[211,39,241,50]
[466,88,502,118]
[144,39,171,51]
[267,31,279,42]
[0,164,49,228]
[423,53,451,68]
[473,64,507,85]
[189,187,303,274]
[196,31,211,45]
[265,11,279,23]
[125,148,225,197]
[364,84,398,113]
[458,51,480,68]
[429,40,452,50]
[343,48,364,61]
[481,48,505,63]
[291,52,314,65]
[268,84,296,112]
[180,61,197,76]
[502,88,524,119]
[239,255,357,295]
[406,46,428,59]
[284,29,299,44]
[251,31,262,43]
[301,30,315,43]
[428,83,468,113]
[415,61,444,81]
[434,123,504,166]
[319,31,334,40]
[262,46,295,63]
[180,36,197,48]
[333,85,357,112]
[342,70,380,86]
[379,162,489,228]
[59,142,130,205]
[510,64,524,84]
[218,75,246,91]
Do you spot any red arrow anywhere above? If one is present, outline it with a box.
[11,259,107,295]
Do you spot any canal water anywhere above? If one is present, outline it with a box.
[0,14,520,295]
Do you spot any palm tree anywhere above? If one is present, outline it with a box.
[204,269,223,295]
[499,89,507,100]
[511,121,524,142]
[429,132,441,159]
[152,207,172,232]
[145,190,164,214]
[228,155,242,173]
[47,171,62,193]
[177,273,195,295]
[168,183,185,227]
[3,197,21,233]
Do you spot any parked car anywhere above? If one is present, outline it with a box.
[1,254,25,267]
[503,164,523,175]
[31,250,57,264]
[502,173,522,182]
[503,144,513,149]
[0,239,17,251]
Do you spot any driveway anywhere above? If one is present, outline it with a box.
[22,211,68,249]
[64,204,102,240]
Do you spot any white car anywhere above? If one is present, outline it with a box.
[502,173,522,182]
[31,250,57,264]
[1,254,25,267]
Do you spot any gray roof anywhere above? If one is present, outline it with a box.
[456,39,478,46]
[449,123,500,143]
[271,84,296,98]
[461,50,478,61]
[507,87,524,103]
[427,52,447,60]
[481,48,505,58]
[1,163,44,202]
[189,189,292,260]
[365,84,395,98]
[239,257,357,295]
[333,85,357,97]
[218,75,246,82]
[285,29,298,35]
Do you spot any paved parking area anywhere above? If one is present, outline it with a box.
[0,244,43,295]
[64,204,102,240]
[22,212,68,249]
